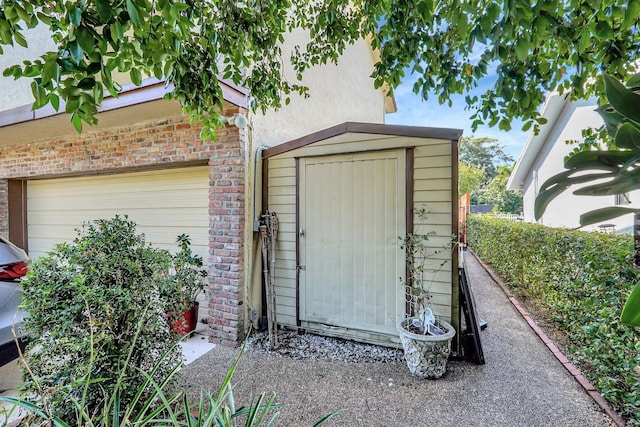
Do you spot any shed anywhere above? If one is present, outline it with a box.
[261,122,462,347]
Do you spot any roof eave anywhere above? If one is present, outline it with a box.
[0,77,248,130]
[507,93,569,190]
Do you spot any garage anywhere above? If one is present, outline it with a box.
[25,166,210,260]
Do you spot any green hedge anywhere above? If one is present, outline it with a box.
[468,215,640,424]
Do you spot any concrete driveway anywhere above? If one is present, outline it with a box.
[176,252,617,427]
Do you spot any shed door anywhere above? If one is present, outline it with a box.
[299,150,406,342]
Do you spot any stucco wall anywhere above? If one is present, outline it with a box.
[250,31,386,149]
[0,27,55,111]
[522,100,637,233]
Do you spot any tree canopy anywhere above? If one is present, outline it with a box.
[459,136,513,180]
[459,163,486,197]
[0,0,638,135]
[475,165,523,214]
[459,137,522,214]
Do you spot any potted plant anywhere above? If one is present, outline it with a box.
[167,234,208,335]
[397,208,456,379]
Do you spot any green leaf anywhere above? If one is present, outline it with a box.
[578,206,637,227]
[48,93,60,111]
[30,81,47,110]
[77,27,94,53]
[93,83,104,105]
[126,0,141,27]
[111,21,124,40]
[130,67,142,86]
[312,411,342,426]
[621,283,640,327]
[603,74,640,124]
[42,59,60,84]
[535,171,615,220]
[69,6,82,26]
[78,77,95,90]
[564,150,636,170]
[71,112,83,132]
[623,0,640,29]
[614,122,640,150]
[65,97,80,114]
[574,167,640,196]
[515,39,530,62]
[596,104,625,136]
[627,72,640,90]
[594,21,613,39]
[96,0,112,21]
[37,11,52,25]
[13,31,28,48]
[69,41,83,63]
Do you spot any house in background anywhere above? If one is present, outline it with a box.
[507,93,637,234]
[0,28,461,348]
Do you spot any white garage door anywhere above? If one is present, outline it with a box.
[27,166,210,261]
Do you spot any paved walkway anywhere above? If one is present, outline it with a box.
[178,251,614,426]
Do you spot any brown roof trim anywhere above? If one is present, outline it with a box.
[262,122,463,159]
[0,77,248,129]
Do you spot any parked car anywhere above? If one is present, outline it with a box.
[0,237,29,366]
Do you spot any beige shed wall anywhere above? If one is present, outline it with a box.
[264,135,455,343]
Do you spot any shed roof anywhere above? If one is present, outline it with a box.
[262,122,463,159]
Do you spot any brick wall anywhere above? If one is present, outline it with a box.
[0,111,247,346]
[0,179,7,238]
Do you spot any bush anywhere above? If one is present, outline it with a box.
[19,216,183,423]
[468,215,640,425]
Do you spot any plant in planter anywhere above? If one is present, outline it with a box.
[398,208,456,379]
[167,234,208,335]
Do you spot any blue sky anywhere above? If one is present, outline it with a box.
[385,73,529,162]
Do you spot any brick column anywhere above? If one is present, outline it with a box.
[207,118,247,346]
[0,179,8,239]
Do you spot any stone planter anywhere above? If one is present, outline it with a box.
[397,318,455,379]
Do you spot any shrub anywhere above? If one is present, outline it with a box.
[467,215,640,424]
[18,216,183,423]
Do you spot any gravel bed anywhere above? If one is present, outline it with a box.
[246,329,405,364]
